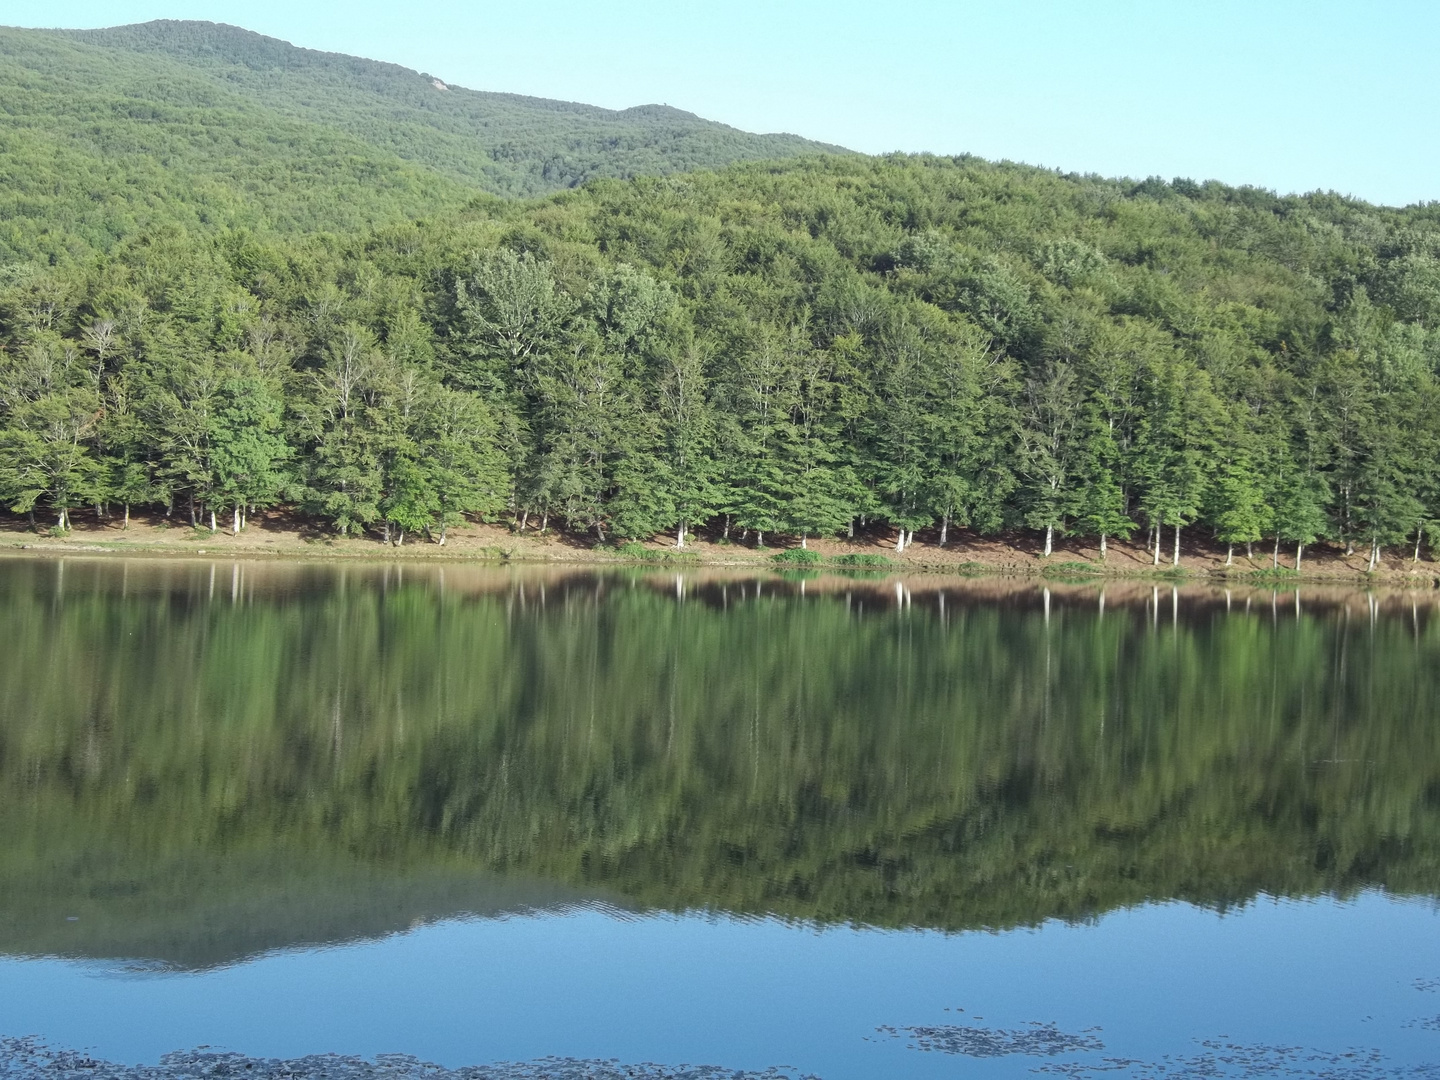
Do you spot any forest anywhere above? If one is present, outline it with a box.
[3,151,1440,566]
[0,21,839,263]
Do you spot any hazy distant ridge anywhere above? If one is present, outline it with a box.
[51,20,847,193]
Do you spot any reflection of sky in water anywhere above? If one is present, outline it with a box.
[2,892,1438,1078]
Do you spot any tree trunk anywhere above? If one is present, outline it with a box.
[209,509,217,533]
[847,517,854,540]
[28,508,36,531]
[1100,533,1108,562]
[1172,525,1181,567]
[232,505,241,536]
[1153,528,1161,566]
[1273,536,1280,569]
[756,530,764,547]
[940,515,950,546]
[1368,538,1379,573]
[439,520,447,546]
[189,492,196,528]
[676,521,686,549]
[541,512,548,533]
[123,504,130,530]
[1416,527,1424,563]
[723,515,731,541]
[895,529,906,554]
[1226,543,1233,567]
[1246,541,1253,560]
[1296,541,1304,571]
[1043,524,1053,557]
[800,533,807,549]
[519,510,529,533]
[397,529,405,546]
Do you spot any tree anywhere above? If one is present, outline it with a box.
[1273,468,1331,571]
[1133,360,1217,566]
[209,374,290,533]
[1017,360,1082,557]
[419,386,508,544]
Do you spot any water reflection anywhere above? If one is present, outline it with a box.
[0,556,1438,970]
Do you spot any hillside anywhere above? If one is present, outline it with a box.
[0,20,845,260]
[1,153,1438,570]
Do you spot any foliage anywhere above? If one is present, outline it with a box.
[0,103,1439,558]
[0,21,843,262]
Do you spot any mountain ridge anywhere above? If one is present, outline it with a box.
[0,19,848,260]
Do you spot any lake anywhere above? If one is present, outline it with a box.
[1,556,1438,1079]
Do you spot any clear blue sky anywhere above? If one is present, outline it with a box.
[8,0,1437,207]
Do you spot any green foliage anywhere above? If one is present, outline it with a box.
[1042,561,1103,577]
[831,553,894,567]
[771,547,823,565]
[0,21,844,261]
[0,105,1438,556]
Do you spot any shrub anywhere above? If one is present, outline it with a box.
[771,548,823,566]
[831,553,894,568]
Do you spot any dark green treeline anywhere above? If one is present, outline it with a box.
[2,559,1438,951]
[4,157,1440,561]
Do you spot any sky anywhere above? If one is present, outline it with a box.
[6,0,1438,207]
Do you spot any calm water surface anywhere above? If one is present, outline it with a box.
[1,557,1438,1078]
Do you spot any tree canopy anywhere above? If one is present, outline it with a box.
[3,144,1440,560]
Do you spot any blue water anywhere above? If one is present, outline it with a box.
[3,893,1438,1078]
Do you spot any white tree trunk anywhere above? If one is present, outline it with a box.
[1296,541,1303,570]
[1226,543,1233,566]
[1273,536,1280,568]
[800,533,807,549]
[676,521,686,548]
[1368,538,1379,572]
[209,509,217,533]
[1043,524,1053,557]
[123,504,130,530]
[1100,533,1108,562]
[232,505,241,535]
[895,529,906,554]
[1172,525,1181,567]
[939,516,949,547]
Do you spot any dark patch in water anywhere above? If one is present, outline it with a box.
[874,1020,1104,1057]
[1033,1038,1440,1078]
[0,1039,819,1080]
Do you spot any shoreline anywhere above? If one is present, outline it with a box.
[2,516,1437,590]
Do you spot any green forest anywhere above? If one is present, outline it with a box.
[2,561,1437,958]
[0,21,840,262]
[3,24,1440,565]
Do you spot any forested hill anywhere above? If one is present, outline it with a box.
[0,20,844,260]
[4,153,1440,564]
